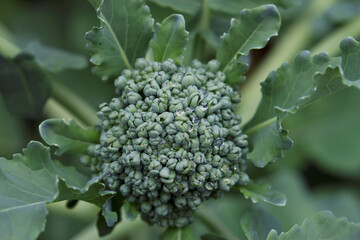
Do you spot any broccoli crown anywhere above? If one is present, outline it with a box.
[82,58,249,227]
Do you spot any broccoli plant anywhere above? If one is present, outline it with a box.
[1,0,360,240]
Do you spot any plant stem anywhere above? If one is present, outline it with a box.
[310,13,360,56]
[43,98,87,126]
[196,210,241,240]
[50,76,99,126]
[194,0,210,61]
[238,0,338,125]
[47,201,99,221]
[70,216,147,240]
[0,35,20,58]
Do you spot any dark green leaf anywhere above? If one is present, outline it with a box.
[150,14,188,64]
[96,194,123,236]
[267,211,360,240]
[0,53,51,118]
[96,210,114,237]
[147,0,201,16]
[216,4,280,71]
[0,141,114,240]
[39,119,100,156]
[123,201,138,221]
[160,226,195,240]
[241,209,282,240]
[86,0,154,81]
[25,41,87,73]
[239,182,286,206]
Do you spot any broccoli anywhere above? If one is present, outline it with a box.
[81,58,249,227]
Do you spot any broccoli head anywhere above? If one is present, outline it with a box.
[81,58,249,227]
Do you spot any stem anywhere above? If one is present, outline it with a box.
[50,76,99,126]
[194,0,210,61]
[310,13,360,55]
[238,0,337,125]
[196,210,241,240]
[0,35,20,58]
[43,98,87,127]
[47,201,99,221]
[70,217,146,240]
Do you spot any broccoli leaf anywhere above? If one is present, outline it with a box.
[244,37,360,167]
[86,0,154,81]
[241,209,282,240]
[96,194,123,236]
[160,226,195,240]
[0,53,52,118]
[208,0,299,15]
[239,182,286,206]
[150,14,189,64]
[0,141,114,240]
[24,41,87,73]
[216,4,280,72]
[39,119,100,156]
[267,211,360,240]
[147,0,201,16]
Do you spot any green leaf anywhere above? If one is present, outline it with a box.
[25,41,87,73]
[123,201,139,221]
[0,141,114,240]
[208,0,299,15]
[96,194,123,236]
[86,0,154,81]
[241,209,282,240]
[267,211,360,240]
[39,119,100,156]
[216,4,280,71]
[239,182,286,206]
[245,52,339,167]
[0,53,52,118]
[147,0,201,16]
[223,57,249,87]
[289,87,360,178]
[160,226,195,240]
[150,14,188,64]
[245,37,360,168]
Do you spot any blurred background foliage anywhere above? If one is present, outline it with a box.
[0,0,360,239]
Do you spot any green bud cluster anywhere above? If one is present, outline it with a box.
[83,58,249,227]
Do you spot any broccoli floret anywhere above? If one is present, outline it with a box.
[83,58,249,227]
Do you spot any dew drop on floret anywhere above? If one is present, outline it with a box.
[82,58,249,227]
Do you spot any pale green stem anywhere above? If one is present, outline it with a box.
[0,35,20,58]
[194,0,210,61]
[238,0,338,125]
[70,216,146,240]
[50,77,99,126]
[310,13,360,55]
[196,210,241,240]
[43,98,87,127]
[47,201,99,221]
